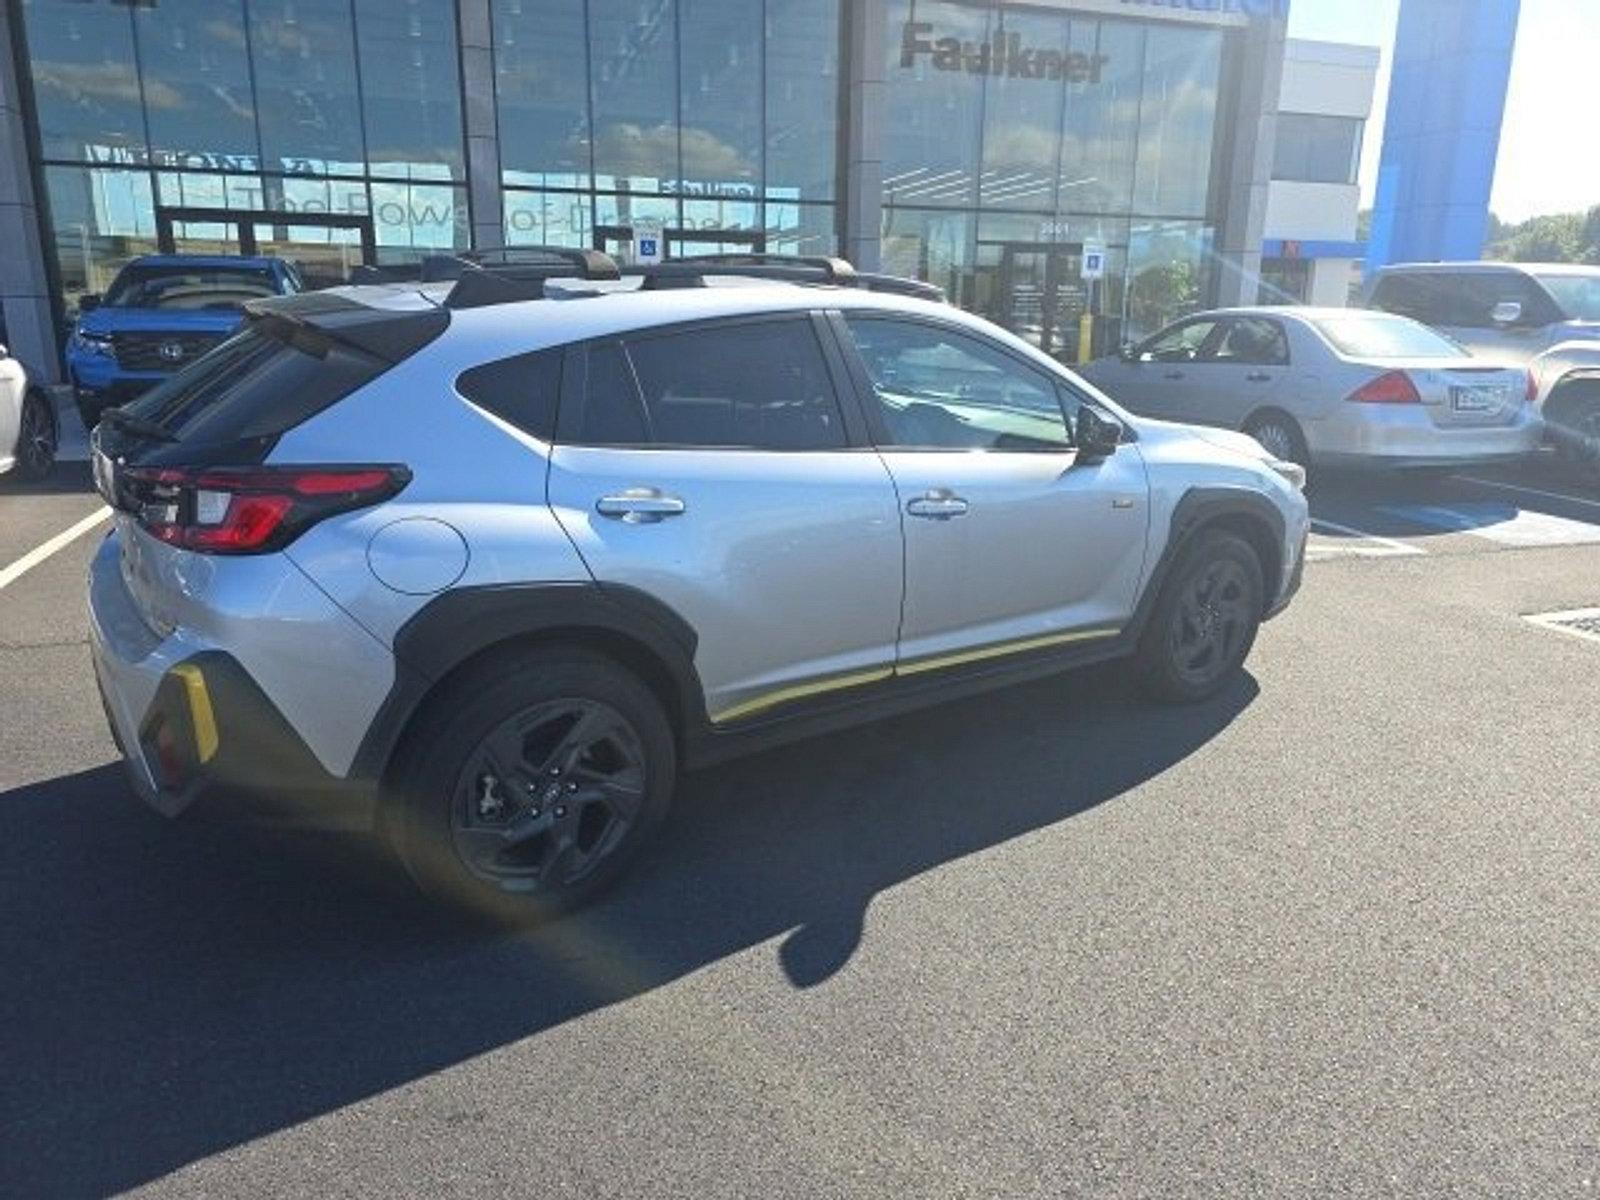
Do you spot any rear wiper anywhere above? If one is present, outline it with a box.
[100,406,178,443]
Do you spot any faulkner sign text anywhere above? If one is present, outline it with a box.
[900,22,1111,82]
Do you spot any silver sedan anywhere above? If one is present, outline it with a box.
[1080,307,1540,470]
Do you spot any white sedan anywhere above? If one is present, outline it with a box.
[0,342,57,482]
[1080,307,1539,471]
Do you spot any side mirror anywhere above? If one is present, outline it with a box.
[0,344,8,360]
[1118,342,1138,362]
[1490,300,1523,327]
[1076,406,1124,461]
[78,293,101,312]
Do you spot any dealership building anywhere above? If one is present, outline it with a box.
[2,0,1342,381]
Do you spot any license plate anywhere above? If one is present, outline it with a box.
[1451,384,1506,413]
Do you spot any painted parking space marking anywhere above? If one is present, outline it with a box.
[1378,502,1600,548]
[1452,475,1600,513]
[0,506,110,592]
[1306,517,1427,561]
[1524,606,1600,646]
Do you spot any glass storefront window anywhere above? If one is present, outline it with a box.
[493,0,591,190]
[45,166,158,307]
[356,0,466,181]
[1125,219,1215,343]
[881,208,975,307]
[248,0,365,176]
[764,203,838,257]
[133,0,260,169]
[21,0,146,164]
[679,0,761,191]
[1060,20,1143,216]
[369,181,469,254]
[504,191,592,248]
[765,1,839,201]
[1132,27,1223,220]
[883,0,988,210]
[589,0,679,192]
[979,8,1067,214]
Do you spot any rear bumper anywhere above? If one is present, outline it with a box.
[1310,407,1542,467]
[88,529,390,822]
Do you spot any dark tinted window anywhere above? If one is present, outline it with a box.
[578,344,650,445]
[845,316,1072,451]
[621,320,847,450]
[1369,274,1447,324]
[123,323,386,443]
[1273,114,1363,184]
[1140,319,1220,362]
[104,266,280,310]
[1371,271,1556,328]
[456,350,563,440]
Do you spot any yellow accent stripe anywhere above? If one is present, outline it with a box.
[896,626,1121,676]
[709,625,1122,725]
[710,665,893,725]
[171,663,219,764]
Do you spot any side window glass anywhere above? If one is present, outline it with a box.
[456,348,564,440]
[1141,320,1217,363]
[1211,318,1289,366]
[624,319,846,450]
[844,316,1072,451]
[578,342,650,445]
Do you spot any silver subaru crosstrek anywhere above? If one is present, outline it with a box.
[88,252,1309,920]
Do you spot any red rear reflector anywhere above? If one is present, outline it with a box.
[1525,372,1539,404]
[1347,370,1421,404]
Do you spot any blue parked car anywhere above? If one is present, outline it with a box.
[67,255,301,428]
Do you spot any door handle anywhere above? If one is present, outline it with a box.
[1246,372,1273,383]
[1163,370,1185,380]
[595,488,686,523]
[906,490,969,520]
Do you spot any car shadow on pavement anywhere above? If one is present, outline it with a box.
[0,460,93,497]
[0,663,1255,1197]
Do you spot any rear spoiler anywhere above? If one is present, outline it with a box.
[244,291,449,364]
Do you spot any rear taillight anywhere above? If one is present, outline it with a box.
[1347,370,1422,405]
[122,465,409,554]
[1525,370,1540,404]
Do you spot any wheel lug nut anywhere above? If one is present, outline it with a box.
[548,767,561,777]
[565,782,578,792]
[554,806,567,818]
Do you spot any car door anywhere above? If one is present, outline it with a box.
[1098,316,1224,421]
[545,313,905,726]
[834,312,1150,668]
[1179,315,1292,429]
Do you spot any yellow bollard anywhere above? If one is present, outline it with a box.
[1077,312,1094,364]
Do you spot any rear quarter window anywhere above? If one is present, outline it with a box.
[456,349,563,440]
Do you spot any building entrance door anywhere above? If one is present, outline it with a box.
[593,225,765,265]
[995,242,1086,360]
[155,207,377,290]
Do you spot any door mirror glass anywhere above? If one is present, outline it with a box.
[78,293,101,313]
[1491,299,1524,326]
[1076,406,1123,460]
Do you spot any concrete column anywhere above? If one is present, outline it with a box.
[839,0,887,271]
[0,0,60,383]
[1212,14,1287,308]
[457,0,503,252]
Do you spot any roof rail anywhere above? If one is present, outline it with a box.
[855,272,947,303]
[437,246,621,309]
[628,254,858,290]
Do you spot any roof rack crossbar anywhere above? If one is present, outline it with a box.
[438,245,622,309]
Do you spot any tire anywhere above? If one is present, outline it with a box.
[385,646,676,924]
[1547,384,1600,468]
[1135,529,1265,704]
[1243,410,1309,470]
[12,389,57,482]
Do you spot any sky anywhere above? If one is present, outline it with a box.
[1286,0,1600,223]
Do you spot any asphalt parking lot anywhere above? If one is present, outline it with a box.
[3,444,1599,1198]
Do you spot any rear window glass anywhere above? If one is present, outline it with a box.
[122,320,387,443]
[456,349,563,440]
[1312,314,1464,359]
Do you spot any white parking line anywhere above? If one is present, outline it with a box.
[1308,517,1426,559]
[0,507,111,592]
[1453,475,1600,512]
[1381,502,1600,548]
[1524,607,1600,646]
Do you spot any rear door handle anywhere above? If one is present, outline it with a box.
[1246,372,1273,383]
[595,488,686,523]
[906,490,969,520]
[1163,371,1185,380]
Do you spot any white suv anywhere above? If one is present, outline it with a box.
[88,252,1309,920]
